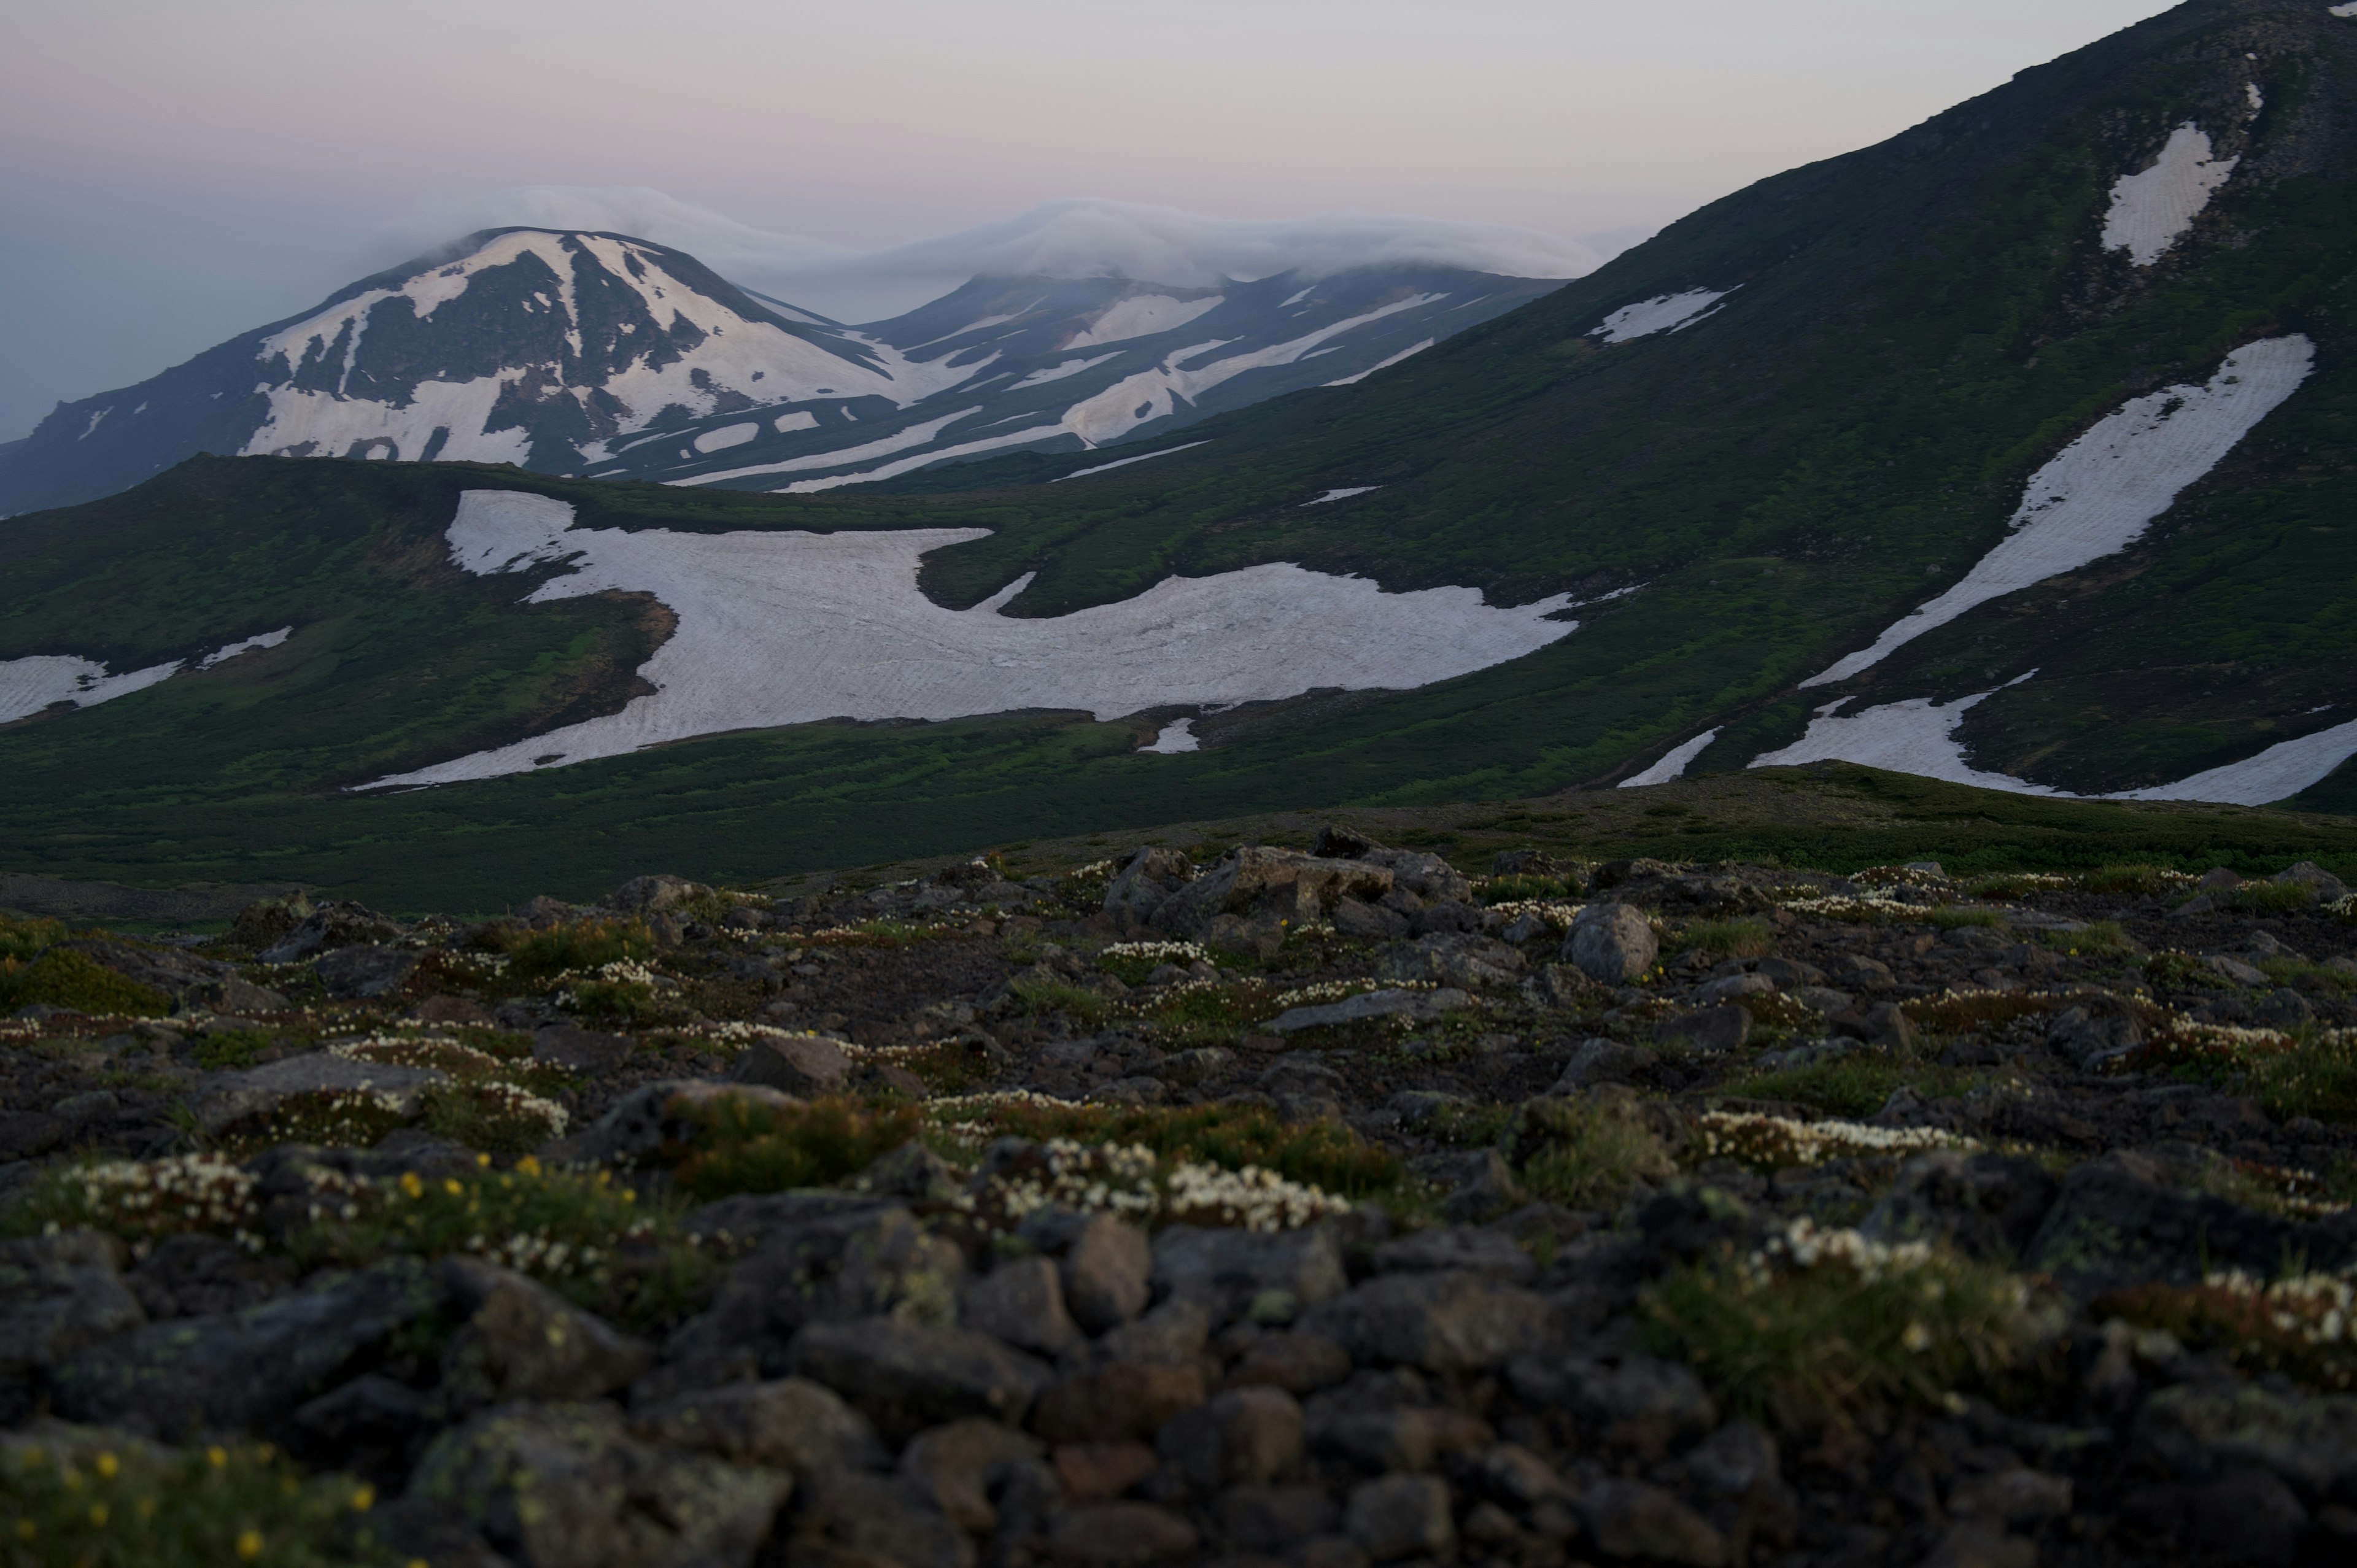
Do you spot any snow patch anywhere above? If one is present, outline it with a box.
[1324,339,1434,387]
[1054,442,1211,481]
[678,409,982,485]
[198,627,293,668]
[1140,718,1201,754]
[1752,684,2357,808]
[778,425,1067,492]
[361,490,1582,787]
[1620,729,1722,787]
[1592,290,1728,345]
[2247,82,2266,116]
[1011,353,1120,390]
[2,627,298,725]
[2332,4,2357,18]
[692,422,761,454]
[1067,295,1224,349]
[1804,335,2314,687]
[1302,487,1380,506]
[773,411,819,433]
[2101,124,2237,266]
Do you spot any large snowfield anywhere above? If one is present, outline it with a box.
[362,490,1582,787]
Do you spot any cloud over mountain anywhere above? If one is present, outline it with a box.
[392,188,1605,323]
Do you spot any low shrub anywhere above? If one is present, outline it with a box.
[2037,920,2136,956]
[0,914,67,963]
[2253,1032,2357,1124]
[2081,863,2188,897]
[483,919,653,985]
[1673,917,1772,960]
[2235,880,2317,914]
[1718,1053,1980,1120]
[1008,975,1112,1024]
[1964,873,2070,901]
[670,1096,924,1199]
[1642,1219,2034,1429]
[1508,1097,1673,1208]
[0,950,171,1016]
[1482,873,1576,906]
[0,1435,395,1568]
[193,1029,285,1070]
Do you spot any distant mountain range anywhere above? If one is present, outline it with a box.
[3,0,2355,906]
[0,226,1560,516]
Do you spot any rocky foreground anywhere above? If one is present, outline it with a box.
[4,833,2357,1567]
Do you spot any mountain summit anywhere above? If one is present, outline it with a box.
[0,226,1561,516]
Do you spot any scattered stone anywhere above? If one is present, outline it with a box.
[1269,986,1471,1033]
[1048,1500,1202,1565]
[1579,1477,1727,1566]
[1554,1037,1659,1089]
[1301,1270,1554,1374]
[789,1317,1052,1439]
[630,1377,888,1474]
[1565,903,1658,984]
[314,944,419,999]
[193,1051,449,1134]
[1654,1005,1751,1054]
[439,1256,654,1408]
[731,1032,852,1095]
[1346,1473,1456,1561]
[532,1022,632,1075]
[964,1256,1085,1356]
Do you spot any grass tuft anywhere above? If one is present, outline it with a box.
[670,1096,924,1200]
[1673,917,1772,960]
[1507,1096,1673,1208]
[482,919,653,985]
[0,949,172,1016]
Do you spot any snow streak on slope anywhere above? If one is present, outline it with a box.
[1,628,293,724]
[2101,124,2238,266]
[1592,290,1728,344]
[1753,686,2357,806]
[364,492,1580,787]
[1051,443,1210,481]
[1058,295,1443,446]
[1067,295,1223,348]
[1805,335,2314,687]
[1325,339,1433,387]
[1620,729,1722,787]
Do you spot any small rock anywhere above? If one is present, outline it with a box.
[1829,1000,1916,1049]
[605,874,712,915]
[1154,1226,1349,1323]
[1565,903,1658,984]
[1064,1215,1153,1334]
[1225,1332,1353,1396]
[1654,1005,1751,1054]
[1269,986,1471,1033]
[1156,1385,1304,1489]
[2046,1005,2142,1068]
[414,994,498,1027]
[789,1318,1051,1439]
[1032,1360,1210,1444]
[1476,1442,1568,1506]
[1579,1477,1726,1566]
[631,1377,888,1474]
[1695,972,1774,1005]
[964,1256,1085,1357]
[195,1051,447,1134]
[731,1033,851,1095]
[0,1232,145,1389]
[1054,1440,1161,1501]
[1920,1521,2037,1568]
[532,1022,631,1076]
[439,1256,654,1408]
[1048,1500,1201,1565]
[1345,1473,1456,1562]
[406,1399,788,1568]
[1442,1148,1527,1224]
[1299,1270,1553,1374]
[1553,1037,1658,1090]
[1215,1484,1342,1551]
[314,944,419,1000]
[1371,1227,1536,1284]
[2207,954,2270,987]
[899,1416,1043,1531]
[1946,1468,2072,1524]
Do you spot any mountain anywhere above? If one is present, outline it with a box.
[0,226,1562,516]
[4,0,2356,906]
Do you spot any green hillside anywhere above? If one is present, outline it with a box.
[4,0,2356,904]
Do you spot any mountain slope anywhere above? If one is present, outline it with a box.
[0,228,1560,516]
[5,0,2357,902]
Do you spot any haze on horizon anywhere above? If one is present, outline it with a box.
[0,0,2178,442]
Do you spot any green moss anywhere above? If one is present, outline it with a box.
[0,950,171,1016]
[1672,917,1771,960]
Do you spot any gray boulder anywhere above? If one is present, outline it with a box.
[605,875,711,916]
[1269,986,1471,1033]
[51,1258,439,1435]
[1654,1006,1751,1054]
[406,1399,788,1568]
[961,1256,1083,1357]
[1360,848,1474,904]
[1148,847,1393,937]
[1153,1224,1350,1323]
[1062,1214,1152,1334]
[632,1377,888,1474]
[193,1051,448,1134]
[0,1232,144,1414]
[1347,1473,1457,1561]
[2024,1151,2357,1298]
[1380,932,1525,989]
[1565,904,1658,984]
[314,944,419,1000]
[1104,848,1196,922]
[1300,1270,1554,1373]
[730,1032,851,1096]
[788,1317,1053,1438]
[1579,1477,1727,1566]
[438,1256,653,1409]
[1860,1151,2059,1262]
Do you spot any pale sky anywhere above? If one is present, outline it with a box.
[0,0,2180,440]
